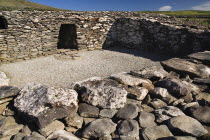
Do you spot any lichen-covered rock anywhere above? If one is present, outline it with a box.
[14,83,78,128]
[142,125,173,140]
[82,119,117,139]
[156,78,191,97]
[0,72,9,87]
[131,66,169,80]
[161,58,210,78]
[111,72,152,87]
[154,106,185,123]
[168,115,208,137]
[74,77,127,109]
[0,86,20,99]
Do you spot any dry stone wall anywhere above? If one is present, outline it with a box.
[0,11,210,63]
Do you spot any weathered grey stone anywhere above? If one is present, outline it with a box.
[118,120,139,137]
[13,133,27,140]
[168,115,208,137]
[78,103,99,118]
[194,77,210,85]
[47,130,80,140]
[172,99,185,106]
[192,106,210,123]
[111,72,152,87]
[181,102,199,110]
[39,120,65,137]
[0,97,13,104]
[0,124,23,137]
[0,72,9,87]
[149,99,167,109]
[0,86,20,99]
[119,136,138,140]
[115,104,138,119]
[24,132,46,140]
[14,83,78,128]
[156,78,191,96]
[142,125,173,140]
[139,112,156,128]
[125,87,148,101]
[0,102,9,115]
[188,51,210,66]
[161,58,210,78]
[139,104,154,112]
[99,109,118,118]
[131,66,169,80]
[99,135,112,140]
[65,113,83,128]
[21,125,31,136]
[154,106,185,123]
[160,136,197,140]
[74,77,127,109]
[181,93,193,103]
[83,118,96,125]
[152,87,169,98]
[82,119,116,138]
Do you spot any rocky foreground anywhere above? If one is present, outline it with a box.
[0,51,210,140]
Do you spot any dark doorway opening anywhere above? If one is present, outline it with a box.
[0,16,8,29]
[57,24,78,49]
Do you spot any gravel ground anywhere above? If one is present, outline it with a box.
[0,49,169,88]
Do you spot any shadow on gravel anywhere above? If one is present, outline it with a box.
[102,18,210,59]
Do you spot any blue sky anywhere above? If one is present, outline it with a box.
[29,0,210,11]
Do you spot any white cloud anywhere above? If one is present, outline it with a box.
[159,6,172,11]
[192,2,210,11]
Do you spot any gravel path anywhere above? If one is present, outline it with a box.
[0,49,168,87]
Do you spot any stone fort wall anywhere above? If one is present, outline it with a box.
[0,11,210,63]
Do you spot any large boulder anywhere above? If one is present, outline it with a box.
[168,115,208,137]
[74,77,127,109]
[161,58,210,78]
[142,125,173,140]
[156,78,191,97]
[82,119,116,139]
[0,72,9,87]
[188,51,210,66]
[14,83,78,128]
[111,72,153,87]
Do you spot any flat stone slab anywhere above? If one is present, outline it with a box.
[161,58,210,78]
[188,51,210,66]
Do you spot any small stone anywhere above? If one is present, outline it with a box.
[181,102,199,110]
[82,119,116,139]
[156,78,191,97]
[119,136,138,140]
[0,124,23,137]
[192,106,210,123]
[0,102,9,115]
[65,113,83,128]
[111,72,152,87]
[78,103,99,118]
[65,126,78,133]
[188,51,210,66]
[39,120,65,137]
[99,109,118,118]
[126,87,148,101]
[47,130,80,140]
[154,106,185,123]
[168,115,208,137]
[126,99,142,110]
[139,104,154,112]
[0,135,13,140]
[173,99,185,106]
[152,87,169,98]
[0,97,13,104]
[83,118,96,125]
[3,108,14,116]
[149,99,167,109]
[131,66,169,80]
[139,112,156,128]
[13,133,26,140]
[142,125,173,140]
[24,132,46,140]
[99,135,112,140]
[0,72,9,87]
[118,120,139,137]
[181,93,193,103]
[0,86,20,99]
[21,125,31,136]
[115,104,138,119]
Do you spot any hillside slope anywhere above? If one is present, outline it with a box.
[0,0,63,11]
